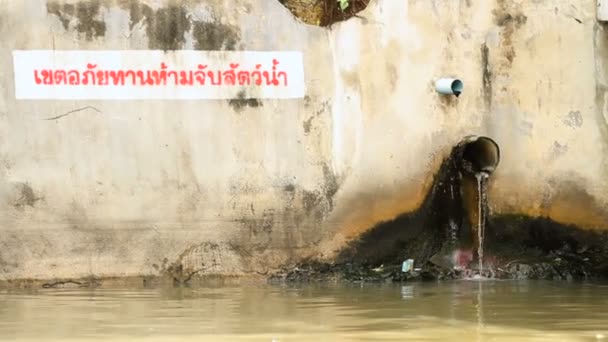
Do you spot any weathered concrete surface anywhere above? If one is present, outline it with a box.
[0,0,607,283]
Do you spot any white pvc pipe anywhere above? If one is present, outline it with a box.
[599,0,608,21]
[435,78,464,97]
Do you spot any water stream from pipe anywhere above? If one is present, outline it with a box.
[475,172,489,275]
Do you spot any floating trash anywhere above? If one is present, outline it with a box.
[402,259,414,273]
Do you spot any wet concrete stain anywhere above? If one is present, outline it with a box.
[46,2,74,30]
[135,3,191,51]
[302,190,323,214]
[386,64,398,92]
[539,179,608,229]
[550,141,568,159]
[517,119,534,137]
[563,110,583,128]
[151,258,169,272]
[13,183,43,209]
[227,165,341,261]
[321,163,339,211]
[281,184,297,205]
[233,179,337,253]
[303,96,312,107]
[303,100,331,135]
[341,70,361,90]
[302,117,314,134]
[481,43,493,110]
[228,90,263,112]
[437,88,460,107]
[47,0,106,40]
[493,0,527,65]
[242,209,274,237]
[593,24,608,146]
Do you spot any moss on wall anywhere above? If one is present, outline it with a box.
[278,0,370,26]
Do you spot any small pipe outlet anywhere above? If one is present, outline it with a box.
[435,78,464,97]
[456,136,500,175]
[599,0,608,21]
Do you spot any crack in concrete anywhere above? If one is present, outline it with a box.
[44,106,101,121]
[182,264,214,284]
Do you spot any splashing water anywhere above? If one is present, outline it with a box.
[475,172,489,275]
[449,219,458,246]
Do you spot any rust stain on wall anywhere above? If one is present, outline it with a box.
[492,179,608,231]
[540,182,608,229]
[333,156,444,241]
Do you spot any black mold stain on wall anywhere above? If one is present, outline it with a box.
[487,216,608,278]
[493,0,527,66]
[46,2,73,30]
[481,43,492,110]
[13,183,44,209]
[147,6,191,51]
[228,166,341,264]
[47,0,106,40]
[125,0,241,51]
[127,2,190,51]
[74,1,106,40]
[228,90,263,112]
[48,1,243,50]
[321,164,339,211]
[192,21,240,50]
[337,146,473,266]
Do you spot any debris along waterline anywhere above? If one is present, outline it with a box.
[269,136,608,283]
[271,136,504,281]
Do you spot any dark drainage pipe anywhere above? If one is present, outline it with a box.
[454,135,500,175]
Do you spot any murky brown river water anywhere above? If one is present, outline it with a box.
[1,280,607,341]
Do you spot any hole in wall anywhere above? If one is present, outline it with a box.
[278,0,370,27]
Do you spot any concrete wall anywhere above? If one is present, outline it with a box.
[0,0,607,281]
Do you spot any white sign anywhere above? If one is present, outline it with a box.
[12,50,305,100]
